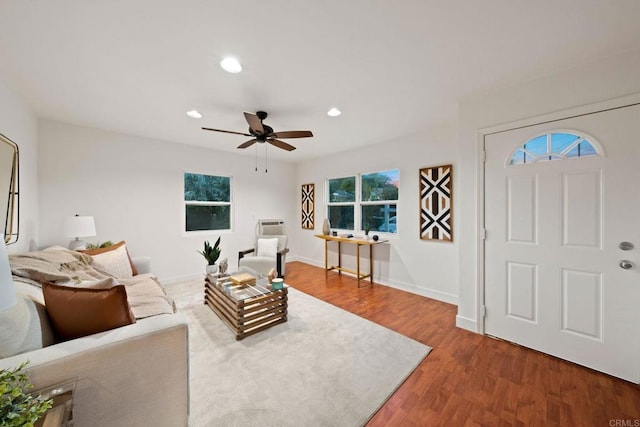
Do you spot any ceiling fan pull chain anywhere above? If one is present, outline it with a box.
[255,144,258,172]
[265,143,268,173]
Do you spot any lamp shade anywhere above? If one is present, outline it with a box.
[63,215,97,238]
[0,242,17,312]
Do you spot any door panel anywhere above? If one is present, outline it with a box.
[562,170,601,248]
[507,175,537,243]
[507,262,537,321]
[484,104,640,383]
[561,268,602,339]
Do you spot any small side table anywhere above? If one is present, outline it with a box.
[34,378,76,427]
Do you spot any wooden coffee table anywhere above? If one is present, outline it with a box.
[204,274,288,340]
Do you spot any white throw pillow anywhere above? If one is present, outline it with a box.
[92,244,134,278]
[0,294,56,357]
[256,238,279,258]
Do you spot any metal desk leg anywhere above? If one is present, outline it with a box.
[337,241,342,274]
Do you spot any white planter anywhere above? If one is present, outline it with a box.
[206,264,218,275]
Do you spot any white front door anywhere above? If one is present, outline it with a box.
[484,104,640,383]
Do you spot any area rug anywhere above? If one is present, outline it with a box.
[168,282,431,427]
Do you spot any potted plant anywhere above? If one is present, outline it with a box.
[85,240,113,250]
[198,237,221,274]
[1,361,53,426]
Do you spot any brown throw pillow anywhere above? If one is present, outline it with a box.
[80,241,139,276]
[42,282,136,341]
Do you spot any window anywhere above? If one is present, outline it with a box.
[184,172,231,232]
[361,170,398,233]
[509,131,600,165]
[327,169,399,234]
[328,176,355,230]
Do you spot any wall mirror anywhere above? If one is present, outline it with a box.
[0,133,19,244]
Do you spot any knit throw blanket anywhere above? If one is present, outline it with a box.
[9,247,175,319]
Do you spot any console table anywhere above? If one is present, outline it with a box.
[315,234,387,287]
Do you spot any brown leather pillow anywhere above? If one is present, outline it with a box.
[80,241,139,276]
[42,282,136,341]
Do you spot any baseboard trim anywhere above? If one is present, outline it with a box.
[290,257,458,305]
[456,315,479,333]
[385,279,458,305]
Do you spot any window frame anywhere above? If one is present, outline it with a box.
[327,175,357,232]
[326,169,399,235]
[507,130,603,166]
[360,169,399,234]
[183,171,233,234]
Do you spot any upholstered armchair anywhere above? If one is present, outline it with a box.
[238,219,289,278]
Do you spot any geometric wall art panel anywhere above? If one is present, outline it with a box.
[301,183,315,229]
[419,164,453,241]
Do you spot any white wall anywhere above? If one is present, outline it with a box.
[0,80,38,253]
[456,49,640,332]
[292,119,459,304]
[38,120,297,282]
[16,47,640,331]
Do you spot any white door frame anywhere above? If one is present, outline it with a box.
[476,92,640,334]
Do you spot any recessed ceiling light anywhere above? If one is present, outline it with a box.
[327,107,342,117]
[220,57,242,73]
[186,110,203,119]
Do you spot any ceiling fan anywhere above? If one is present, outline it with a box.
[202,111,313,151]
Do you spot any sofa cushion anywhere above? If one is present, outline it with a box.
[82,241,138,277]
[42,282,136,341]
[0,291,56,358]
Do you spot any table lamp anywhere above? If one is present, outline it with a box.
[0,242,17,312]
[63,214,96,250]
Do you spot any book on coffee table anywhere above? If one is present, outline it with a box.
[229,272,256,286]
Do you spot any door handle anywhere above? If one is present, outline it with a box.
[619,260,634,270]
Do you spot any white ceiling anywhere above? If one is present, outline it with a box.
[1,0,639,162]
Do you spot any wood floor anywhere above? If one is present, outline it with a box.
[284,261,640,427]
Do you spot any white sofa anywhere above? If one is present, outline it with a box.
[0,253,189,427]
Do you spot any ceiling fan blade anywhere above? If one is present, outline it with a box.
[202,127,252,137]
[268,138,296,151]
[244,112,264,134]
[237,139,258,149]
[271,130,313,139]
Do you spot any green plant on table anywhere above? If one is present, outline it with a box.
[198,236,221,265]
[85,240,113,250]
[0,361,53,427]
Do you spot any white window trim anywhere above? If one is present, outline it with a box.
[506,129,604,167]
[326,175,357,232]
[182,171,234,235]
[326,169,399,234]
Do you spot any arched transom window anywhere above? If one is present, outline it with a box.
[508,131,602,166]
